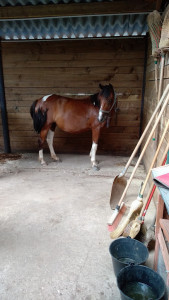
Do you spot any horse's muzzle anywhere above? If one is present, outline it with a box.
[97,116,106,123]
[97,112,106,123]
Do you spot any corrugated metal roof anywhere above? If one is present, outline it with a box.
[0,14,148,40]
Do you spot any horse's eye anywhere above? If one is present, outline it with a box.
[108,99,112,104]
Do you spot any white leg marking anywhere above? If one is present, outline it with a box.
[46,130,59,161]
[90,142,98,167]
[39,149,46,165]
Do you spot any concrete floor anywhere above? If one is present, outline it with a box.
[0,153,156,300]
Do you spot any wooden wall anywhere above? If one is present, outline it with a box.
[143,39,169,174]
[0,38,145,155]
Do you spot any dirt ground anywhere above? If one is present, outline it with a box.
[0,153,156,300]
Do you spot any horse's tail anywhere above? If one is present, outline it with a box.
[30,100,47,133]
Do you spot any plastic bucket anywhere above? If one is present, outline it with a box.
[109,237,149,276]
[117,265,165,300]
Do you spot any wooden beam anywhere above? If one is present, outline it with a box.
[160,219,169,242]
[158,228,169,286]
[156,0,163,11]
[0,1,156,19]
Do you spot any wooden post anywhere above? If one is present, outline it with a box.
[0,41,11,153]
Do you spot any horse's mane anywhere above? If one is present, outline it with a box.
[90,93,100,108]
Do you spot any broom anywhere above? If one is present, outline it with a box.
[123,182,155,238]
[147,10,162,92]
[128,120,169,239]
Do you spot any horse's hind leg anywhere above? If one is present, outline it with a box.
[38,133,48,165]
[46,123,60,162]
[38,125,51,165]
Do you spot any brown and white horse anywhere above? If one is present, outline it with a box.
[30,83,117,170]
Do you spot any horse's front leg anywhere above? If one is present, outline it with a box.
[90,128,100,171]
[46,128,60,162]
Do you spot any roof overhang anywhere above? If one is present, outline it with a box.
[0,0,160,41]
[0,14,148,41]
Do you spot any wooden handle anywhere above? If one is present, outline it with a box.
[154,59,158,93]
[158,54,165,102]
[121,84,169,176]
[118,90,169,206]
[140,119,169,196]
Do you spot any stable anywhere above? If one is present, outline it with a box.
[0,0,151,158]
[0,0,169,299]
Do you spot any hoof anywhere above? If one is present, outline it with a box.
[55,158,62,163]
[51,155,61,162]
[93,165,100,171]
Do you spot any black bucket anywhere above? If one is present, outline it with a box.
[117,265,166,300]
[109,237,149,276]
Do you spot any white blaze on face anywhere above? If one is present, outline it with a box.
[42,94,52,102]
[98,109,103,121]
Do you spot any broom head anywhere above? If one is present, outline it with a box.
[129,217,142,238]
[110,197,143,239]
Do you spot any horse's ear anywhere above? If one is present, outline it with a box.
[99,84,103,90]
[109,83,113,89]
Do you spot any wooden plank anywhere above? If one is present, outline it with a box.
[160,219,169,242]
[4,79,143,88]
[4,73,144,83]
[146,65,169,81]
[3,66,144,75]
[0,1,156,19]
[155,196,164,237]
[2,49,145,61]
[2,39,145,54]
[3,59,144,69]
[8,127,139,138]
[9,142,138,156]
[4,87,142,96]
[158,229,169,286]
[156,0,163,11]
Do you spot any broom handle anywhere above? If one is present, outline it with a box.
[140,120,169,199]
[139,149,168,218]
[118,91,169,207]
[119,83,169,177]
[158,53,165,102]
[154,54,165,147]
[154,58,158,93]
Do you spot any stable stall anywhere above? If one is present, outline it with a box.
[0,0,150,156]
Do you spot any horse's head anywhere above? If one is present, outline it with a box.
[97,83,117,123]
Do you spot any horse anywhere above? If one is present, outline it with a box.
[30,83,117,170]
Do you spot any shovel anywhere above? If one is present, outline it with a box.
[110,84,169,209]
